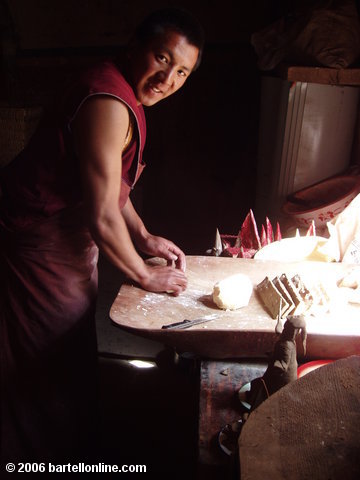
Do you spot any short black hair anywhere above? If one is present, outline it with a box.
[132,7,205,70]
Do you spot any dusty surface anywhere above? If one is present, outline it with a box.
[110,256,360,359]
[238,356,360,480]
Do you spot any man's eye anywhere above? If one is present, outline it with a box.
[156,54,167,63]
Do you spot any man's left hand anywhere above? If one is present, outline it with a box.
[137,234,186,272]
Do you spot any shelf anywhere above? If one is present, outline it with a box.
[273,64,360,86]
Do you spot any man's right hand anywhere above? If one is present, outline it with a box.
[139,264,187,296]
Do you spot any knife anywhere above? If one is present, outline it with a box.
[162,314,219,330]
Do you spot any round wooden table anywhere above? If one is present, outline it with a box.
[239,355,360,479]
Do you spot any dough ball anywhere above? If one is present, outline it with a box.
[212,273,253,310]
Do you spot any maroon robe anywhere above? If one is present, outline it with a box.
[0,61,146,462]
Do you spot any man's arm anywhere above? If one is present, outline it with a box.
[71,96,187,295]
[121,198,186,272]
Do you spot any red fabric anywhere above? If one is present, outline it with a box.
[0,61,145,461]
[0,61,146,231]
[62,60,147,208]
[0,207,99,462]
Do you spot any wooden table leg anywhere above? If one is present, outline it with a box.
[197,360,267,479]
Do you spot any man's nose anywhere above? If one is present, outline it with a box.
[158,67,175,86]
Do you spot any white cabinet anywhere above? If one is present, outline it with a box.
[255,68,360,223]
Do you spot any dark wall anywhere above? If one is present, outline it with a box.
[0,0,320,254]
[142,42,260,253]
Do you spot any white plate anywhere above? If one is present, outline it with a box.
[218,419,244,456]
[238,382,251,410]
[254,236,332,262]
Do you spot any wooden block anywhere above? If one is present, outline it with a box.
[256,276,288,319]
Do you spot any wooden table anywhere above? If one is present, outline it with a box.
[197,356,360,480]
[239,355,360,480]
[110,256,360,360]
[197,360,267,479]
[110,257,360,477]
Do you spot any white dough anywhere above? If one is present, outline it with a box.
[212,273,253,310]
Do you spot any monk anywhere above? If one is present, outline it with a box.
[0,8,204,462]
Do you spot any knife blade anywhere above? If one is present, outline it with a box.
[161,314,219,330]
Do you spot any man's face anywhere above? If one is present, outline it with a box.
[129,29,200,106]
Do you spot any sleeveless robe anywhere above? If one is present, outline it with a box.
[0,61,146,462]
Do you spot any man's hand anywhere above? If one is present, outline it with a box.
[136,233,186,272]
[121,199,187,273]
[139,263,187,296]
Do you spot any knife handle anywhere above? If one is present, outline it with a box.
[161,319,191,330]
